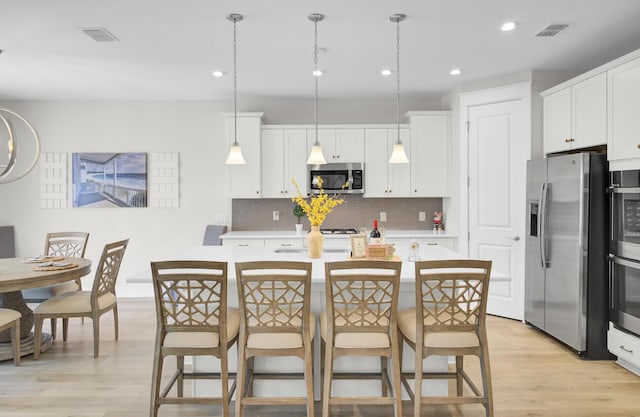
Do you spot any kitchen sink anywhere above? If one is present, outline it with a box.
[274,247,350,254]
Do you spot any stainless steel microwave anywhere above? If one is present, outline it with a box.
[308,162,364,194]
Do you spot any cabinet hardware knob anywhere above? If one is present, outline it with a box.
[337,155,340,159]
[414,189,417,192]
[507,236,520,241]
[256,191,259,194]
[565,138,570,143]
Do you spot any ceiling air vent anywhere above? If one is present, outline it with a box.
[79,27,118,42]
[535,23,571,38]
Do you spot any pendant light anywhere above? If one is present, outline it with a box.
[225,13,246,165]
[388,13,409,164]
[307,13,327,165]
[0,108,41,184]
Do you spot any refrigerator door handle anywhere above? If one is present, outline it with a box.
[539,182,548,268]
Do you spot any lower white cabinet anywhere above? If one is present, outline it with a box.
[221,239,264,247]
[608,323,640,376]
[385,237,455,251]
[364,128,412,197]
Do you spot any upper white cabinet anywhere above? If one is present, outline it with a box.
[408,111,450,197]
[307,128,365,163]
[364,128,412,197]
[608,57,640,161]
[225,112,263,199]
[543,73,607,154]
[261,128,307,198]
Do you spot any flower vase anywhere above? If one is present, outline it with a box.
[306,226,324,258]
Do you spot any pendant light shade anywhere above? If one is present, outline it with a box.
[225,13,246,165]
[388,13,409,164]
[307,13,327,165]
[389,142,409,164]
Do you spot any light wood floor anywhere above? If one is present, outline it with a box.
[1,298,639,417]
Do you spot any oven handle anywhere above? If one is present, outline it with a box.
[608,187,640,194]
[609,254,640,269]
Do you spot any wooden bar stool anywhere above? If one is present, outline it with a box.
[321,260,403,417]
[150,260,240,417]
[234,261,314,417]
[398,259,494,417]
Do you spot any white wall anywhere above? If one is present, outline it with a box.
[0,97,442,296]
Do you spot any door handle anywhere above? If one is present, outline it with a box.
[507,236,520,241]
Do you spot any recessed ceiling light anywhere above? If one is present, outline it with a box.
[381,69,392,76]
[211,70,224,78]
[501,22,516,32]
[450,68,462,76]
[312,69,323,77]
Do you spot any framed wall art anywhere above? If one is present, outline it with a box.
[72,153,147,208]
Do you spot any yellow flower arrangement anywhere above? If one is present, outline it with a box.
[291,177,345,226]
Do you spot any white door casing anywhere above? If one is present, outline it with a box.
[460,82,531,320]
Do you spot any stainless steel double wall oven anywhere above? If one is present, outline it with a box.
[609,170,640,337]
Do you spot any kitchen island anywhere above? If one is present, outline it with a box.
[183,243,466,400]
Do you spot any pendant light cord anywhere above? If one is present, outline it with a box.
[314,18,319,145]
[233,17,238,146]
[395,18,401,145]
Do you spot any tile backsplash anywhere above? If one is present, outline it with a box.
[232,196,443,231]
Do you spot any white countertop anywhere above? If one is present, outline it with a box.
[221,229,456,240]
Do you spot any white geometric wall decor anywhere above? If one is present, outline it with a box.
[148,152,180,208]
[39,152,68,209]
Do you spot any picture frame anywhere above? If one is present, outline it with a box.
[350,234,368,258]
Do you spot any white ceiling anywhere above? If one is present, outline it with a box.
[2,0,640,101]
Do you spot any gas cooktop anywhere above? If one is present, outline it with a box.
[320,228,359,235]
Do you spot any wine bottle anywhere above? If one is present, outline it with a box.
[370,219,382,245]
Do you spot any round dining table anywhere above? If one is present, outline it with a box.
[0,257,92,360]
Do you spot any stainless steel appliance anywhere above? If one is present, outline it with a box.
[525,152,612,359]
[609,169,640,337]
[308,162,363,194]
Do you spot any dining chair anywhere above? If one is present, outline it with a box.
[33,238,128,359]
[321,260,403,417]
[397,259,493,417]
[23,232,90,339]
[234,261,314,417]
[150,260,239,417]
[0,308,21,365]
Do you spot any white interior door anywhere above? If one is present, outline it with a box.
[468,100,527,320]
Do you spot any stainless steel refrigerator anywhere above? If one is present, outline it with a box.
[525,152,612,359]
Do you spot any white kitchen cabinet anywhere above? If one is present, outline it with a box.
[261,128,307,198]
[364,128,411,197]
[221,238,265,247]
[264,238,307,248]
[608,57,640,161]
[307,128,365,163]
[225,112,263,198]
[608,323,640,376]
[408,112,450,197]
[543,73,607,154]
[385,237,455,251]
